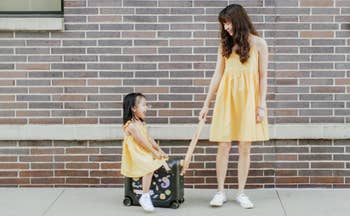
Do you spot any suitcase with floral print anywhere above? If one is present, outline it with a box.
[123,157,185,209]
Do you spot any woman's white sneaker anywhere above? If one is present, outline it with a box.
[210,191,227,207]
[139,193,155,212]
[236,193,254,209]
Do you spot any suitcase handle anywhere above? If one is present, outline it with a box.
[162,160,171,172]
[180,118,205,176]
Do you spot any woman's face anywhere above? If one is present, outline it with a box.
[132,96,147,120]
[223,21,233,36]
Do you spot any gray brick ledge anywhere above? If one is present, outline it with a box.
[0,124,348,140]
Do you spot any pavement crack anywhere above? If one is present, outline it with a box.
[41,189,65,216]
[276,189,288,216]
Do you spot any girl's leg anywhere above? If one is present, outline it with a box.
[216,142,232,191]
[142,171,153,193]
[140,171,155,212]
[237,141,252,195]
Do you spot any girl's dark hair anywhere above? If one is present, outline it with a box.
[218,4,259,64]
[123,93,146,124]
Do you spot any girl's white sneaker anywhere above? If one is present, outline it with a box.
[139,193,155,212]
[236,193,254,209]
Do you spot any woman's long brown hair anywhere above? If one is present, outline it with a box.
[218,4,259,64]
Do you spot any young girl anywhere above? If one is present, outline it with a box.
[121,92,168,212]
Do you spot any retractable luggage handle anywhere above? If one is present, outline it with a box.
[180,118,205,176]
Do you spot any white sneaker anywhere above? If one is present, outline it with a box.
[210,191,227,207]
[236,193,254,209]
[139,193,155,212]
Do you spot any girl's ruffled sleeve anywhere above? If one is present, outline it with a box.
[122,120,132,133]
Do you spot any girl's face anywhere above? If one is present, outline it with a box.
[132,96,147,120]
[223,21,233,36]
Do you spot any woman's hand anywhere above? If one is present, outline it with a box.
[199,106,209,122]
[256,106,265,123]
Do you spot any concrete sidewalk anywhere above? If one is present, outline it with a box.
[0,188,348,216]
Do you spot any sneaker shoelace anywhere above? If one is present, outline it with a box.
[238,194,251,202]
[216,191,224,196]
[213,192,225,201]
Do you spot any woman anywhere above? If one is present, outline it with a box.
[199,4,270,209]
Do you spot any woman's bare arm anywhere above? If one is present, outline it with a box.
[256,38,269,107]
[203,45,226,108]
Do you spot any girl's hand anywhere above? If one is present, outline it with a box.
[199,106,209,121]
[158,149,169,159]
[256,106,265,123]
[160,152,169,159]
[152,151,163,160]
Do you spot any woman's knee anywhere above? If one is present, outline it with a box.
[238,142,251,156]
[218,142,232,153]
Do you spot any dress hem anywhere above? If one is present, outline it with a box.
[121,161,165,178]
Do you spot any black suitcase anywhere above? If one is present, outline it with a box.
[123,157,185,209]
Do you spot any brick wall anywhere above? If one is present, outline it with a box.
[0,0,348,124]
[0,0,349,187]
[0,139,349,188]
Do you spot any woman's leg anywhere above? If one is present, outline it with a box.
[237,141,252,195]
[216,142,232,191]
[142,171,153,193]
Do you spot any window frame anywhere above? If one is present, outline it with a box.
[0,0,64,17]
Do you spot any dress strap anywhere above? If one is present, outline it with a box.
[122,120,146,132]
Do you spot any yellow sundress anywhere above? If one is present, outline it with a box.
[121,120,166,177]
[209,44,270,142]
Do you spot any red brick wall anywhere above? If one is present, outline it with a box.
[0,139,349,188]
[0,0,348,124]
[0,0,349,187]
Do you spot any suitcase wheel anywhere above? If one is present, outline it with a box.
[123,196,132,206]
[179,198,185,203]
[170,201,180,209]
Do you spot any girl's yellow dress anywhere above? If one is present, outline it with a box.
[209,44,270,142]
[121,120,166,178]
